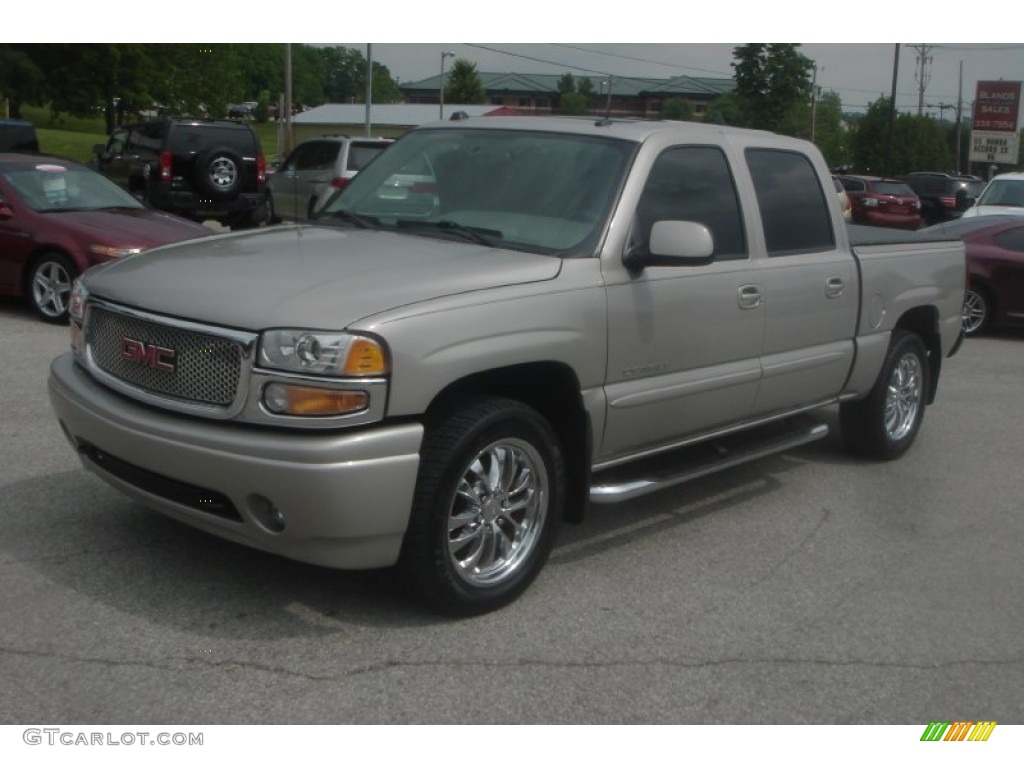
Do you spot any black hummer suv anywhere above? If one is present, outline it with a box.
[900,172,985,226]
[92,117,269,229]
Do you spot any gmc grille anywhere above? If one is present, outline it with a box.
[86,305,243,407]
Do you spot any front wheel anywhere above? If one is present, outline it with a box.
[401,397,565,615]
[28,252,76,323]
[962,286,990,336]
[840,329,928,460]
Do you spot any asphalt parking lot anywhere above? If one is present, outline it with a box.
[1,294,1022,727]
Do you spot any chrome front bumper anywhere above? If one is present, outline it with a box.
[48,353,423,570]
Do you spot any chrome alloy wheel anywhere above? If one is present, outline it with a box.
[32,260,73,319]
[447,437,549,588]
[884,352,923,442]
[962,289,988,335]
[208,156,238,190]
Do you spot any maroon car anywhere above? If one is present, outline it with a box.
[837,175,922,230]
[924,215,1024,336]
[0,153,212,322]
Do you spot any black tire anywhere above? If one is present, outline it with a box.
[840,329,929,460]
[194,147,245,197]
[307,196,319,220]
[27,252,77,324]
[962,285,991,336]
[266,191,281,224]
[400,397,565,616]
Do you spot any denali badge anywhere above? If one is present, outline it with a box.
[119,338,177,373]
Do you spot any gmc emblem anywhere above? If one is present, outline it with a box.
[119,338,177,373]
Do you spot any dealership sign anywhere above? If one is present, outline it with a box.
[970,80,1021,164]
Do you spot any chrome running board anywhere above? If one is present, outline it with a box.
[589,414,829,504]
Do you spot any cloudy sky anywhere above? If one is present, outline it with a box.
[336,43,1024,116]
[15,2,1023,118]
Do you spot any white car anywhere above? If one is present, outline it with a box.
[267,136,394,221]
[961,172,1024,218]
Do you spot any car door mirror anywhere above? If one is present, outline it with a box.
[624,220,715,270]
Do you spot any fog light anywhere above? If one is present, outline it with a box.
[250,494,286,533]
[263,383,368,416]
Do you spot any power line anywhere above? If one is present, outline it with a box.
[550,43,734,78]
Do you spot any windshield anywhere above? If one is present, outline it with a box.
[873,181,915,197]
[319,127,635,255]
[3,163,144,212]
[976,179,1024,208]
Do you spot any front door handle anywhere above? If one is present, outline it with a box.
[826,277,845,299]
[738,284,762,310]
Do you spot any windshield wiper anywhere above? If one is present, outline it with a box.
[396,219,502,247]
[320,209,378,229]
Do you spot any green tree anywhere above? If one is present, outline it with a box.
[810,91,850,168]
[557,73,575,95]
[662,97,694,121]
[850,97,951,175]
[705,91,747,126]
[444,58,486,104]
[0,44,46,118]
[578,77,597,107]
[732,43,814,132]
[559,92,588,115]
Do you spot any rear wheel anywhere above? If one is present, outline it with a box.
[840,330,928,460]
[401,397,565,615]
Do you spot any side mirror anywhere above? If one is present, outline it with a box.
[624,220,715,270]
[0,202,13,219]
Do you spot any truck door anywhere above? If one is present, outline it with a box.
[743,148,858,414]
[601,144,764,459]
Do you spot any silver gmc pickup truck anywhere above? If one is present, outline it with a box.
[48,117,966,614]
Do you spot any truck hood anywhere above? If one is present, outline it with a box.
[83,224,563,330]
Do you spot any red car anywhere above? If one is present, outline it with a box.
[0,153,212,322]
[837,175,922,230]
[923,215,1024,335]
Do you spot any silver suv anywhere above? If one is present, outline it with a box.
[267,135,393,221]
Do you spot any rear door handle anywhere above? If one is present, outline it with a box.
[826,277,845,298]
[738,284,762,309]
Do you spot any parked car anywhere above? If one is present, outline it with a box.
[960,172,1024,219]
[837,175,922,230]
[0,118,39,153]
[922,214,1024,335]
[91,117,269,230]
[832,176,852,223]
[267,136,394,221]
[227,101,257,119]
[902,172,985,226]
[0,153,211,322]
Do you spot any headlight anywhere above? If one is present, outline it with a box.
[68,279,89,323]
[258,330,389,377]
[89,244,143,258]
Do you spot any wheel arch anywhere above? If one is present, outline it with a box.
[423,361,592,524]
[893,305,941,404]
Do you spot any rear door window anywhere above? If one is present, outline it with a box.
[746,149,835,256]
[168,125,258,157]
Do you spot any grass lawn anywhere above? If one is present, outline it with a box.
[19,105,287,164]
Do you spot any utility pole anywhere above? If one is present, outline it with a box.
[910,43,934,116]
[884,44,900,174]
[283,43,293,156]
[364,43,373,138]
[955,60,964,173]
[810,64,818,142]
